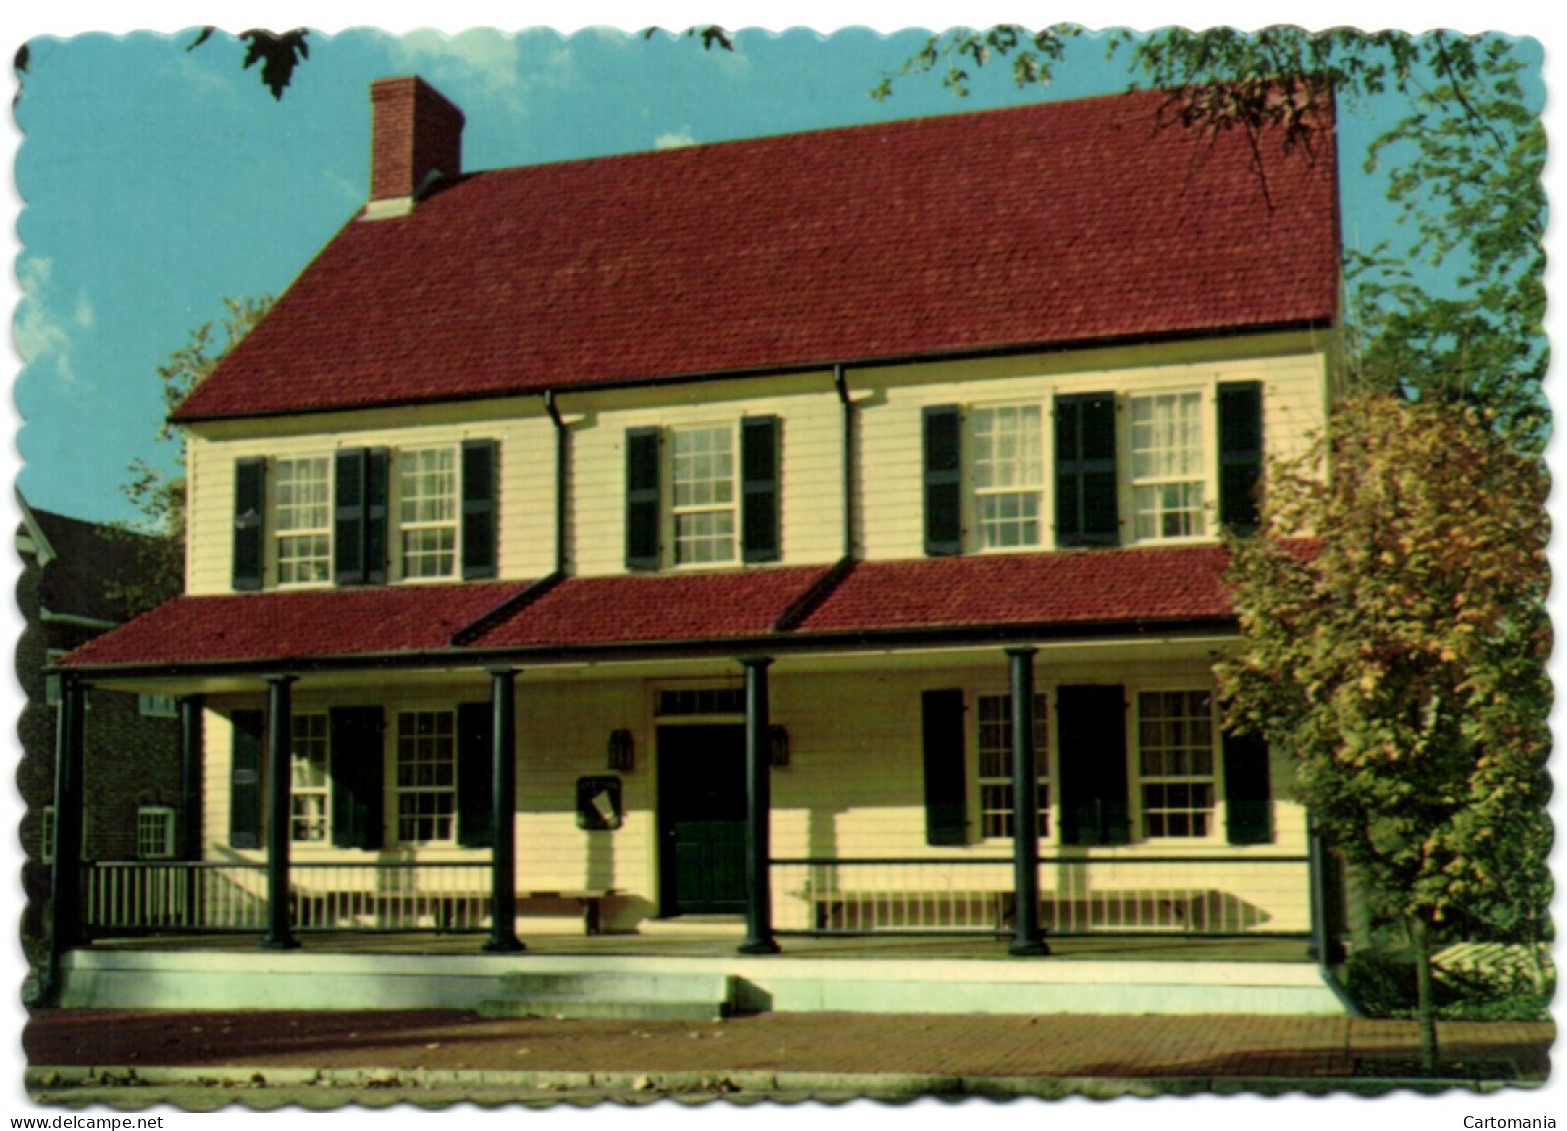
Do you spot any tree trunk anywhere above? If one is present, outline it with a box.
[1410,915,1438,1073]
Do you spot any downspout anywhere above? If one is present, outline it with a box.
[833,365,855,560]
[543,390,569,576]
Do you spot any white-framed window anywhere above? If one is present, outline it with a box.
[971,404,1044,550]
[138,693,179,718]
[395,710,457,844]
[977,693,1050,839]
[1137,690,1217,838]
[670,424,738,565]
[398,446,459,579]
[1128,391,1207,541]
[290,713,331,843]
[137,805,177,860]
[273,456,333,584]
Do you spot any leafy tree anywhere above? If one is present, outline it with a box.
[1217,394,1551,1069]
[101,297,271,614]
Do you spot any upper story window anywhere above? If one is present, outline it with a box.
[231,440,497,592]
[274,457,333,584]
[625,417,779,571]
[398,447,459,578]
[922,381,1261,556]
[670,425,738,565]
[1129,392,1207,541]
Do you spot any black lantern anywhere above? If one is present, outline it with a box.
[769,725,790,769]
[607,729,635,772]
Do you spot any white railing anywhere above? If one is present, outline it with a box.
[770,855,1312,936]
[82,861,493,934]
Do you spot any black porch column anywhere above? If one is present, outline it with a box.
[178,696,205,860]
[738,656,780,955]
[46,674,88,986]
[1007,648,1050,956]
[484,666,524,953]
[1306,816,1344,963]
[261,674,299,950]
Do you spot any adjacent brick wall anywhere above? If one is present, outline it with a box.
[369,76,465,202]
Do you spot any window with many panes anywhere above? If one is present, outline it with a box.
[398,447,459,578]
[290,713,330,843]
[137,805,177,859]
[977,693,1050,838]
[274,457,332,584]
[1138,690,1217,838]
[1129,392,1207,540]
[971,405,1044,549]
[395,711,456,844]
[670,425,738,564]
[138,693,179,718]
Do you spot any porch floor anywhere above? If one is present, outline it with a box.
[84,928,1311,964]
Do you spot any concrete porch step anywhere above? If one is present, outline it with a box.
[637,916,746,938]
[478,970,737,1021]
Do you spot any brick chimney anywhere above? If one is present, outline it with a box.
[366,76,465,218]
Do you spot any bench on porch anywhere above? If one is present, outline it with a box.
[291,887,618,935]
[798,885,1228,934]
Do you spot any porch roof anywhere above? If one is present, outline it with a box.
[59,546,1242,677]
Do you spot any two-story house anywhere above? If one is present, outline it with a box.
[51,75,1344,1011]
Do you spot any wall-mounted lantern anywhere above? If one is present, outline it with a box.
[769,724,790,769]
[607,729,635,772]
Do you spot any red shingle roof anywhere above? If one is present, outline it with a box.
[468,567,832,648]
[790,548,1235,635]
[63,582,527,668]
[173,88,1338,422]
[61,549,1246,672]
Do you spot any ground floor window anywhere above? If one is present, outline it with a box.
[137,805,177,859]
[1137,690,1217,838]
[977,693,1050,839]
[395,710,457,844]
[290,713,330,843]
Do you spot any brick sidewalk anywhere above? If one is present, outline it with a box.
[21,1009,1555,1082]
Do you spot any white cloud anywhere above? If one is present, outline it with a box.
[392,29,535,114]
[655,129,697,149]
[15,257,91,389]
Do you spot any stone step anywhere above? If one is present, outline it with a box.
[497,970,734,1003]
[476,996,731,1021]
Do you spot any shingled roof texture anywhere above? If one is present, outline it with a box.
[175,87,1338,421]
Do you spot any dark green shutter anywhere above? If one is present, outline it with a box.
[232,458,266,591]
[229,709,264,849]
[741,415,781,563]
[625,427,662,570]
[1222,729,1274,844]
[1218,382,1264,534]
[456,701,494,848]
[365,448,390,584]
[921,688,968,846]
[329,707,384,850]
[460,440,499,580]
[333,449,368,585]
[1055,394,1119,547]
[922,405,963,556]
[1056,685,1130,845]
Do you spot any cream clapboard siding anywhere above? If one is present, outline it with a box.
[184,400,555,595]
[854,332,1331,561]
[562,374,845,577]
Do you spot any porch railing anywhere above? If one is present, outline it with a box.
[82,861,493,935]
[770,855,1311,937]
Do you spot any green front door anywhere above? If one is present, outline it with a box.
[657,724,748,915]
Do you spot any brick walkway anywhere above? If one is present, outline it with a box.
[21,1009,1555,1081]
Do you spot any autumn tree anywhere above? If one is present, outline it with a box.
[1216,394,1550,1069]
[101,296,271,613]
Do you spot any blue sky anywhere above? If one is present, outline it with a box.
[8,11,1548,527]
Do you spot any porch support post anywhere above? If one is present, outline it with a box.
[178,696,205,860]
[484,666,524,953]
[1006,647,1049,957]
[46,674,88,993]
[261,674,299,950]
[1306,816,1344,963]
[738,656,780,955]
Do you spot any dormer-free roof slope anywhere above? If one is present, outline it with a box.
[174,85,1339,422]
